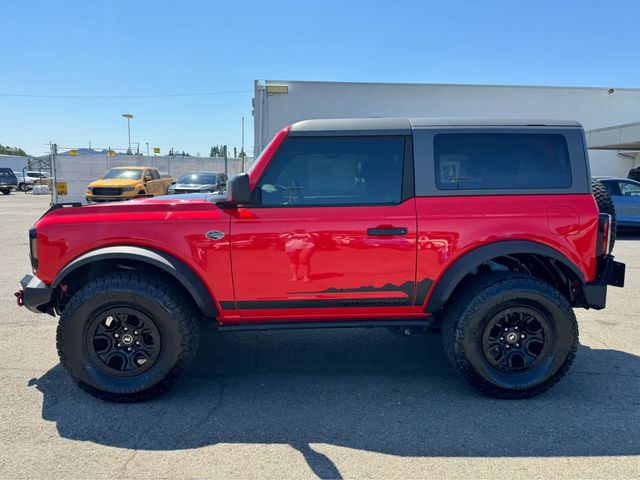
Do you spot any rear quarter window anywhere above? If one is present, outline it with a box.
[434,133,572,190]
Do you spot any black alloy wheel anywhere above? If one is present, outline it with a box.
[87,307,162,377]
[481,306,550,373]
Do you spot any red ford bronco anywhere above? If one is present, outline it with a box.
[17,118,625,402]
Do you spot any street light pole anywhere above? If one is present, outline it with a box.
[122,113,134,154]
[241,116,245,171]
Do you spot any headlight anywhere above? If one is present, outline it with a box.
[123,186,136,192]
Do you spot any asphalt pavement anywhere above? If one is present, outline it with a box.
[1,193,639,479]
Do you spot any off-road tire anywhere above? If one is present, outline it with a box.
[57,271,200,402]
[442,272,578,399]
[592,179,617,253]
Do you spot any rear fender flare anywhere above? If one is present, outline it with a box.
[425,240,586,313]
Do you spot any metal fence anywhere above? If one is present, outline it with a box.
[55,153,248,203]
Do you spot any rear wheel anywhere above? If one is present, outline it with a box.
[592,179,617,253]
[57,271,200,402]
[18,183,28,192]
[442,273,578,398]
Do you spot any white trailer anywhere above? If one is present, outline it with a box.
[253,80,640,177]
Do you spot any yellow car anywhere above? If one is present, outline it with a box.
[86,167,173,203]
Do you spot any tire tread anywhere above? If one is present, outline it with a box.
[56,271,200,403]
[442,272,578,399]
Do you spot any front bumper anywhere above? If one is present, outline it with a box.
[86,194,137,203]
[17,274,54,315]
[582,255,626,310]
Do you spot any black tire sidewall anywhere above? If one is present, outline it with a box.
[459,287,575,391]
[61,288,187,395]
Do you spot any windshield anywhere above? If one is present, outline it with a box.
[0,169,15,177]
[102,169,143,180]
[177,173,217,184]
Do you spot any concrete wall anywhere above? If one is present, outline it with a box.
[0,154,30,174]
[56,153,247,203]
[254,80,640,177]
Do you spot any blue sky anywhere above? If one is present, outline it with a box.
[1,0,638,156]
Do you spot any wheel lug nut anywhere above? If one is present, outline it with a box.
[124,327,128,331]
[506,345,510,349]
[504,328,508,331]
[134,331,138,335]
[515,326,518,330]
[135,341,140,345]
[117,343,121,347]
[516,343,520,347]
[500,337,504,341]
[127,347,132,352]
[521,334,525,339]
[114,333,119,338]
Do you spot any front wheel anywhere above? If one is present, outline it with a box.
[1,189,10,195]
[57,272,200,402]
[442,273,578,399]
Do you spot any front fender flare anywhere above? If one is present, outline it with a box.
[425,240,586,313]
[52,246,218,317]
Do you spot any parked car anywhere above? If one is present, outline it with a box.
[168,171,227,195]
[17,118,625,402]
[11,170,49,191]
[26,170,51,183]
[14,172,32,191]
[86,167,173,202]
[594,176,640,227]
[0,168,18,195]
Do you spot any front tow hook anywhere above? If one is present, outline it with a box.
[14,290,24,307]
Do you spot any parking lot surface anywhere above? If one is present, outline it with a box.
[1,194,639,479]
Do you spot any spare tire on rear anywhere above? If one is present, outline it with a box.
[591,179,617,253]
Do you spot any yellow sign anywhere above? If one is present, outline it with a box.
[69,149,77,156]
[153,147,161,154]
[108,150,116,157]
[56,182,68,195]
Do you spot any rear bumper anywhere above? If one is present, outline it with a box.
[17,274,54,315]
[582,255,625,310]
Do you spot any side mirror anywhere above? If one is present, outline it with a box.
[223,173,251,205]
[144,175,152,182]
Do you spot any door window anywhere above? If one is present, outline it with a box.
[601,180,621,196]
[150,169,160,180]
[258,137,405,206]
[619,181,640,196]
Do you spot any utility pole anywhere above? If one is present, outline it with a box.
[146,142,149,157]
[50,142,58,206]
[122,113,133,154]
[241,116,245,172]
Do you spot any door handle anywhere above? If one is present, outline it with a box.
[367,227,408,236]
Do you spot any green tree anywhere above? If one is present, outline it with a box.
[0,144,27,156]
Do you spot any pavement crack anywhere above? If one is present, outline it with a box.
[118,450,138,479]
